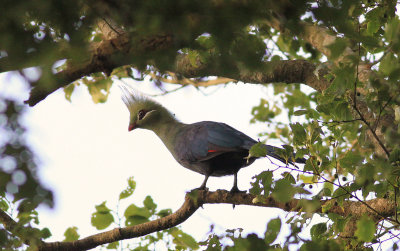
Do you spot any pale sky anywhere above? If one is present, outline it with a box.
[1,72,316,250]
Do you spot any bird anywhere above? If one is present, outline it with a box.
[121,86,305,192]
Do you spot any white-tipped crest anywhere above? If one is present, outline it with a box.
[119,84,150,111]
[119,83,178,131]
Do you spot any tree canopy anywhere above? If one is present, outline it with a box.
[1,0,400,250]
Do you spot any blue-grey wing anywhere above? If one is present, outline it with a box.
[174,121,256,164]
[205,122,256,149]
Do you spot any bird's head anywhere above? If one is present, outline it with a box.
[120,85,175,131]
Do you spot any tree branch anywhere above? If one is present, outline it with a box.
[25,22,173,106]
[35,190,394,251]
[0,208,18,233]
[0,208,42,246]
[25,16,332,106]
[21,15,395,158]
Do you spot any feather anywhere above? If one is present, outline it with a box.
[119,84,149,109]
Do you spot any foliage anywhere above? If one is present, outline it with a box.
[1,0,400,250]
[87,177,198,250]
[0,99,53,249]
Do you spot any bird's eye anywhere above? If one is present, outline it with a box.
[137,110,146,120]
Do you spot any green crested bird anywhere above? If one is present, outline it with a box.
[121,86,304,192]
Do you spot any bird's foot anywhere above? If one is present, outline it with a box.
[196,186,209,191]
[229,186,247,194]
[229,188,246,209]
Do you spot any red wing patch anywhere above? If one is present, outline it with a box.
[208,149,218,153]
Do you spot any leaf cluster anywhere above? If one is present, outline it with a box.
[0,99,53,249]
[85,177,198,250]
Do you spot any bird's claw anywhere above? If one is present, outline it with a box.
[196,186,209,191]
[229,187,247,194]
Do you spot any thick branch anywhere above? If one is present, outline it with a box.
[25,25,173,106]
[174,55,329,91]
[267,17,355,63]
[36,190,394,251]
[0,208,43,246]
[25,16,332,106]
[22,16,395,157]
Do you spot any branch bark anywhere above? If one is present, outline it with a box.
[23,16,395,158]
[24,16,333,106]
[25,190,392,251]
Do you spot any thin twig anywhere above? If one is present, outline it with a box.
[373,96,393,132]
[279,157,396,224]
[395,184,398,223]
[352,22,390,158]
[318,119,362,124]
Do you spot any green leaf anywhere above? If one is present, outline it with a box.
[299,175,315,184]
[300,239,340,251]
[324,67,355,97]
[367,19,380,35]
[125,215,149,226]
[63,227,79,242]
[356,163,376,187]
[124,204,151,226]
[119,188,134,201]
[86,78,112,104]
[282,172,296,184]
[91,211,114,230]
[290,123,307,145]
[384,17,400,42]
[327,39,347,60]
[308,121,323,145]
[339,151,364,168]
[365,8,383,35]
[119,177,136,200]
[374,183,388,198]
[40,227,52,239]
[323,182,334,196]
[91,201,114,230]
[264,217,281,244]
[355,215,375,242]
[0,199,9,211]
[294,109,308,116]
[310,223,327,240]
[390,147,400,163]
[107,241,119,249]
[333,101,353,121]
[249,142,267,158]
[170,228,199,249]
[270,55,282,61]
[124,204,151,218]
[188,50,200,67]
[250,171,273,196]
[95,201,111,214]
[332,187,349,206]
[329,214,348,234]
[251,99,281,123]
[316,103,333,116]
[272,179,295,203]
[64,84,75,102]
[379,53,399,76]
[143,196,157,212]
[128,177,136,189]
[157,209,172,218]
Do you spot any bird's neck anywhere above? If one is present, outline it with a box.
[151,118,186,153]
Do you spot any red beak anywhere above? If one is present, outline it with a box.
[128,123,136,131]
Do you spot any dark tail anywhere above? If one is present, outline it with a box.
[263,144,306,166]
